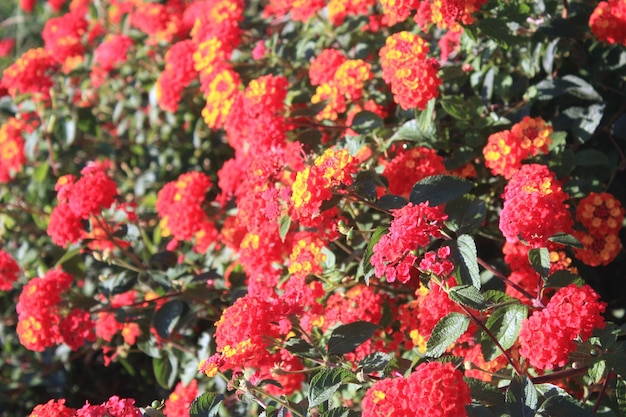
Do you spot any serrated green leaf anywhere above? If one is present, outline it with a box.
[308,368,355,407]
[466,377,505,405]
[410,175,474,207]
[284,337,321,359]
[449,285,487,310]
[319,407,360,417]
[390,119,438,146]
[357,352,393,373]
[426,312,470,358]
[350,111,383,135]
[455,234,481,289]
[528,248,550,278]
[153,352,178,389]
[616,377,626,417]
[445,195,486,234]
[506,376,538,417]
[190,392,224,417]
[547,233,583,248]
[481,304,527,361]
[357,226,387,285]
[536,394,594,417]
[328,321,378,355]
[484,290,518,306]
[153,300,184,339]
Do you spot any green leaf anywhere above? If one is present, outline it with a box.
[484,290,518,306]
[449,285,487,310]
[588,360,606,384]
[390,119,438,147]
[547,233,583,248]
[454,234,481,289]
[149,251,178,270]
[279,214,291,242]
[475,18,519,48]
[528,248,550,278]
[153,351,178,389]
[153,300,184,339]
[441,96,475,120]
[55,248,82,267]
[308,368,355,407]
[616,377,626,417]
[409,175,474,207]
[350,111,383,135]
[466,377,505,405]
[481,304,527,361]
[418,98,436,131]
[357,226,387,285]
[575,149,611,168]
[33,162,50,183]
[445,195,486,234]
[357,352,393,373]
[536,394,594,417]
[562,104,605,144]
[505,376,538,417]
[544,270,584,288]
[328,321,378,355]
[376,194,408,211]
[426,312,470,358]
[319,407,360,417]
[190,392,224,417]
[284,337,321,359]
[99,272,138,297]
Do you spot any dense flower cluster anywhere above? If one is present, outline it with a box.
[0,117,28,183]
[156,171,216,247]
[379,31,441,110]
[0,249,20,291]
[590,0,626,45]
[499,164,572,247]
[327,0,377,25]
[163,380,199,417]
[16,268,95,351]
[47,164,119,246]
[130,2,185,45]
[519,284,606,369]
[90,34,134,88]
[291,148,359,224]
[381,146,448,197]
[29,396,142,417]
[573,191,624,266]
[262,0,326,22]
[1,47,58,101]
[483,116,553,178]
[362,361,471,417]
[371,202,448,283]
[41,11,87,72]
[288,233,327,279]
[157,40,199,113]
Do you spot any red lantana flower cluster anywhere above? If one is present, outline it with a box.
[519,284,606,370]
[29,396,142,417]
[0,249,20,291]
[371,202,448,283]
[499,164,572,247]
[362,361,471,417]
[590,0,626,45]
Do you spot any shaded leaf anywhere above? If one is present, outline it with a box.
[357,352,393,373]
[357,226,387,285]
[426,312,470,358]
[190,392,224,417]
[308,368,355,407]
[328,321,378,355]
[153,300,184,339]
[390,119,438,146]
[376,194,408,211]
[536,394,593,417]
[445,195,486,234]
[505,376,538,417]
[319,407,360,417]
[466,377,505,405]
[547,233,583,248]
[149,251,178,270]
[616,377,626,417]
[454,234,481,289]
[350,111,383,135]
[544,270,584,288]
[153,351,178,389]
[284,338,321,359]
[528,248,550,278]
[410,175,474,207]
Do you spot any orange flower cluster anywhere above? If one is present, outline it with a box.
[1,47,58,101]
[291,148,359,224]
[483,116,553,178]
[0,117,28,183]
[574,192,624,266]
[590,0,626,45]
[327,0,377,25]
[379,31,441,110]
[16,268,95,351]
[262,0,326,22]
[288,233,327,279]
[311,59,373,121]
[130,1,186,45]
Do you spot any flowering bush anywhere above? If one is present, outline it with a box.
[0,0,625,416]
